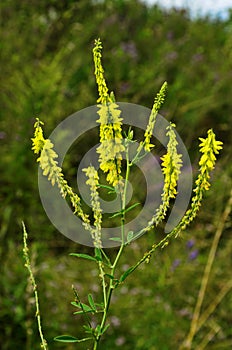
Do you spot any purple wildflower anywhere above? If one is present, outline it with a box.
[171,258,181,271]
[115,336,126,346]
[110,316,121,327]
[186,239,195,249]
[0,131,6,139]
[188,249,199,261]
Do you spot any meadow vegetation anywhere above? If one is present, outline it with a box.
[1,1,232,349]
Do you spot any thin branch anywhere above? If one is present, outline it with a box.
[22,222,48,350]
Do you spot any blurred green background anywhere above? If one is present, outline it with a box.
[1,0,232,349]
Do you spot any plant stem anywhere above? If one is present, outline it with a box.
[93,148,131,349]
[22,222,48,350]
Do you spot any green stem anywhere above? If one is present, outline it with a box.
[93,148,131,350]
[93,338,99,350]
[119,229,176,283]
[22,222,48,350]
[98,261,107,308]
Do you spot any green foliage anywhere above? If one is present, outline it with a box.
[1,0,232,349]
[1,0,232,239]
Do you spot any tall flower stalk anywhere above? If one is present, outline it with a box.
[93,38,125,187]
[28,39,223,350]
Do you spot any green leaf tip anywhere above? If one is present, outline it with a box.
[54,335,91,343]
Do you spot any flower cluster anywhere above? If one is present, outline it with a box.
[96,103,125,186]
[155,123,182,221]
[32,119,90,231]
[31,118,45,154]
[160,123,183,198]
[142,122,182,232]
[93,39,125,187]
[143,81,167,152]
[172,129,223,235]
[93,38,110,105]
[197,129,223,190]
[83,166,102,248]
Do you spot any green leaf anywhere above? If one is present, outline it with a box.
[124,202,140,214]
[109,210,123,218]
[83,325,93,334]
[119,266,135,283]
[54,335,91,343]
[95,324,101,336]
[54,335,79,342]
[110,202,140,218]
[88,294,96,311]
[109,237,122,242]
[73,310,93,315]
[95,302,104,308]
[69,253,97,262]
[101,324,110,335]
[105,273,115,280]
[97,184,116,193]
[71,301,96,315]
[80,303,93,313]
[71,301,79,307]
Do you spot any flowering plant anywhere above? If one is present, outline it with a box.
[25,39,223,350]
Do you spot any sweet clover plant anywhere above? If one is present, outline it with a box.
[25,39,223,350]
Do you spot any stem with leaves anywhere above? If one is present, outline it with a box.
[92,142,132,349]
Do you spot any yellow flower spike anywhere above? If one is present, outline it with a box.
[198,129,223,174]
[83,166,102,248]
[170,129,223,236]
[93,40,125,186]
[140,128,222,238]
[143,82,168,152]
[143,122,182,232]
[31,118,46,154]
[158,122,182,201]
[93,38,111,104]
[32,120,91,232]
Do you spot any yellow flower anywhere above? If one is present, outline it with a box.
[93,38,110,105]
[32,119,90,231]
[143,82,167,152]
[31,118,45,154]
[159,123,182,203]
[93,39,125,186]
[83,166,102,248]
[144,123,182,231]
[171,129,223,236]
[198,129,223,174]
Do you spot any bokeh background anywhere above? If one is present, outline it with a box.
[1,0,232,349]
